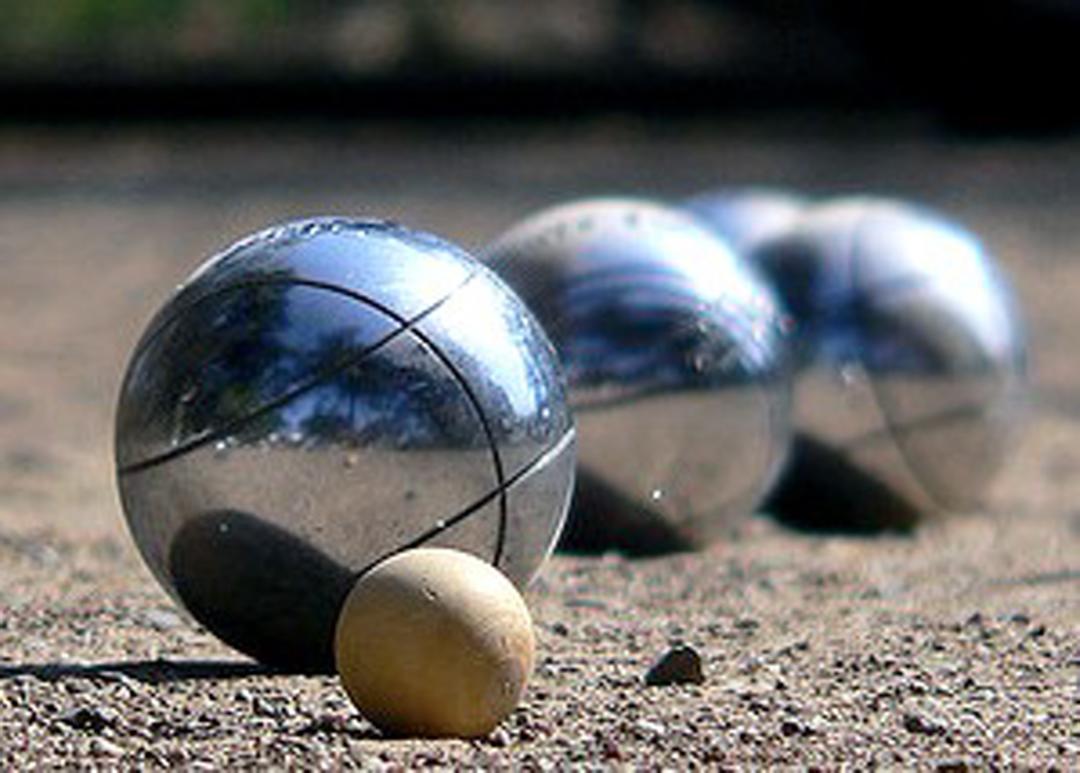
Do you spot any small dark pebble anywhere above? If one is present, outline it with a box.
[935,760,972,772]
[903,711,947,736]
[295,713,350,735]
[780,719,809,737]
[57,706,116,733]
[644,644,705,686]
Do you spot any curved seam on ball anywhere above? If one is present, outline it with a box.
[847,211,948,511]
[845,402,998,452]
[349,427,575,584]
[123,269,476,376]
[403,324,510,567]
[117,273,478,474]
[128,217,475,362]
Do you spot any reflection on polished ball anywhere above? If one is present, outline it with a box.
[748,197,1028,525]
[484,198,791,551]
[115,217,575,672]
[683,187,806,254]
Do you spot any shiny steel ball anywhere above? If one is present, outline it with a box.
[115,217,575,672]
[748,197,1027,524]
[683,187,806,254]
[483,198,791,551]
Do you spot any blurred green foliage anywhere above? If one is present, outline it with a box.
[0,0,762,77]
[0,0,298,60]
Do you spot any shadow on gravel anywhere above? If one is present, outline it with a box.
[557,470,695,557]
[763,436,921,536]
[0,659,273,684]
[559,437,921,556]
[168,510,355,676]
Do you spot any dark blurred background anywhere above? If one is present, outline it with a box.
[0,0,1076,132]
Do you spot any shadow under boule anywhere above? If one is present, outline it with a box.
[168,510,355,674]
[0,659,271,684]
[763,436,921,535]
[557,469,694,556]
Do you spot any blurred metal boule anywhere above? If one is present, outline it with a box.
[483,198,791,552]
[683,187,807,254]
[115,217,575,672]
[748,197,1028,527]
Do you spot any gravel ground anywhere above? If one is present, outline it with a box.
[0,122,1077,768]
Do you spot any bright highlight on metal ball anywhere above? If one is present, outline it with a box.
[748,197,1028,525]
[683,187,806,254]
[484,198,791,552]
[114,217,575,672]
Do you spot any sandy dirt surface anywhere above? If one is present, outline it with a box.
[0,122,1078,768]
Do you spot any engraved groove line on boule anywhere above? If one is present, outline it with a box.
[122,267,477,398]
[119,270,523,572]
[119,271,481,475]
[131,216,477,358]
[348,427,575,584]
